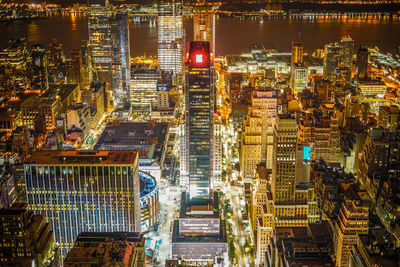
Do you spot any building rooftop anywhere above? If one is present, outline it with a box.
[25,150,138,165]
[171,219,227,244]
[94,121,168,163]
[64,232,144,266]
[21,93,59,107]
[179,191,220,219]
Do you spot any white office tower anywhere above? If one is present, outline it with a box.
[179,122,188,189]
[157,0,183,75]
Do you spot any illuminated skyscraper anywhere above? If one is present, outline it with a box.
[130,65,159,119]
[193,5,215,56]
[88,0,112,84]
[30,44,48,91]
[356,46,369,80]
[185,41,214,199]
[111,13,131,108]
[24,150,141,258]
[335,200,369,267]
[46,39,65,86]
[291,63,308,94]
[272,115,297,204]
[157,0,183,75]
[0,38,28,92]
[340,36,354,69]
[323,42,340,81]
[240,89,277,178]
[291,39,304,65]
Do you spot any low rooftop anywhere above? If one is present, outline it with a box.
[25,150,138,165]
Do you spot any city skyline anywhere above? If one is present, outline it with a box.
[0,1,400,267]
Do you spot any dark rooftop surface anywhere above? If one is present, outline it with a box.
[171,219,227,244]
[179,191,220,219]
[25,150,138,165]
[94,121,168,163]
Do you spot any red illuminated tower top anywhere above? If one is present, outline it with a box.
[186,41,213,68]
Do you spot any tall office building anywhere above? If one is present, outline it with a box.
[47,39,65,85]
[24,150,141,258]
[185,41,214,200]
[193,5,215,56]
[213,123,223,188]
[291,39,304,65]
[291,63,308,94]
[179,122,188,188]
[255,114,318,265]
[30,44,49,91]
[157,0,183,75]
[65,50,80,85]
[111,13,131,108]
[130,65,159,119]
[356,46,369,80]
[0,38,28,92]
[335,200,369,267]
[240,89,276,178]
[272,115,297,204]
[79,41,92,89]
[323,42,340,81]
[88,0,112,85]
[340,36,354,69]
[0,204,59,266]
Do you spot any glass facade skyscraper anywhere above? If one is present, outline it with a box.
[323,42,340,81]
[157,0,183,75]
[111,13,131,108]
[88,0,112,85]
[185,41,214,200]
[340,36,354,69]
[24,150,141,258]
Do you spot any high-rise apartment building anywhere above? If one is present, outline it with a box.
[111,12,131,108]
[356,46,369,80]
[193,5,215,56]
[158,0,183,75]
[323,42,340,81]
[88,0,112,84]
[185,41,214,200]
[24,150,141,257]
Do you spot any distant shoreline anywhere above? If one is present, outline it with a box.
[219,3,400,13]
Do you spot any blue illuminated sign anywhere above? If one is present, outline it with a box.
[303,146,311,161]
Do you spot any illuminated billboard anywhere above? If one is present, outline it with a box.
[303,146,311,161]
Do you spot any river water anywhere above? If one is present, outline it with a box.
[2,13,400,56]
